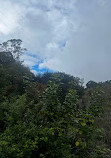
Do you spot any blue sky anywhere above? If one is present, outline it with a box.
[31,64,54,75]
[0,0,111,82]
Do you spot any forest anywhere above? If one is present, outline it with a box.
[0,39,111,158]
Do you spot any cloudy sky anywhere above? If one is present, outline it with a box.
[0,0,111,83]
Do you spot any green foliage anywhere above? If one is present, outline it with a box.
[0,39,111,157]
[89,88,104,116]
[0,81,109,158]
[35,72,84,102]
[86,81,98,89]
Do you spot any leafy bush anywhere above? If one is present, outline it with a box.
[0,81,110,158]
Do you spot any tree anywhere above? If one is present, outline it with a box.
[0,81,109,158]
[0,39,26,60]
[86,80,98,89]
[35,72,84,101]
[0,51,14,66]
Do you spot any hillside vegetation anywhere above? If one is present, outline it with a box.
[0,39,111,158]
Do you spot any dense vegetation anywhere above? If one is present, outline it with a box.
[0,39,111,158]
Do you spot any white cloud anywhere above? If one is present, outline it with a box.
[0,1,24,35]
[20,54,40,67]
[31,69,38,75]
[0,0,111,83]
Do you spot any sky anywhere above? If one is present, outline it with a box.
[0,0,111,83]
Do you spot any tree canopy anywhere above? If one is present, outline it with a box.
[0,39,111,158]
